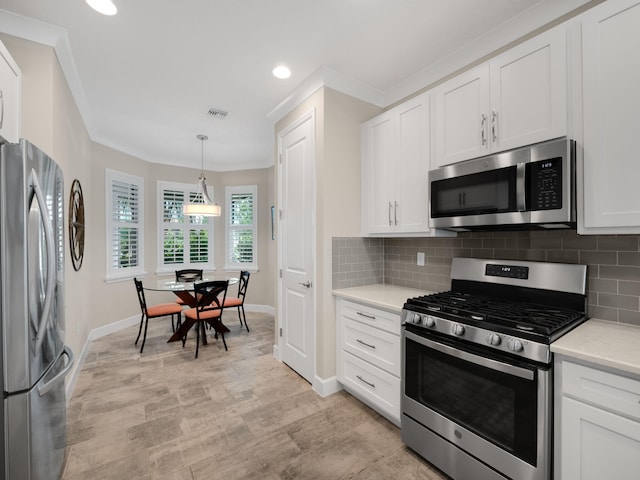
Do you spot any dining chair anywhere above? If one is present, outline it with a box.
[223,270,250,332]
[175,269,204,282]
[133,278,183,353]
[174,269,204,307]
[182,280,229,358]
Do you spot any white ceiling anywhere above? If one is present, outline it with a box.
[0,0,593,171]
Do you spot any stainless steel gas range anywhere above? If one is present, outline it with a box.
[401,257,588,480]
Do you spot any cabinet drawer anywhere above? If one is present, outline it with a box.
[342,351,400,422]
[340,300,400,335]
[562,361,640,421]
[342,318,400,376]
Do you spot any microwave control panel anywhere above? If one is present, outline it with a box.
[527,157,562,210]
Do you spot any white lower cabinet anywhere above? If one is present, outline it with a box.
[556,359,640,479]
[336,298,401,426]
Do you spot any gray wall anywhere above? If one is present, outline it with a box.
[333,231,640,327]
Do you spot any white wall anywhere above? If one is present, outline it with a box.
[274,87,381,381]
[1,34,277,388]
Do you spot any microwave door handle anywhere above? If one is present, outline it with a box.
[404,330,535,380]
[516,163,526,212]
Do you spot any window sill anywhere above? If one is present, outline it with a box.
[223,265,258,273]
[104,270,148,284]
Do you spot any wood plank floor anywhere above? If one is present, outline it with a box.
[63,312,447,480]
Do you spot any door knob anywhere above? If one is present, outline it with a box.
[299,281,312,288]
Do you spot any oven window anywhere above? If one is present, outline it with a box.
[430,166,516,217]
[405,335,538,466]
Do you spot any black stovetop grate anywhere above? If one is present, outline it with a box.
[405,291,584,337]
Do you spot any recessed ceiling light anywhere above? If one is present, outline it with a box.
[272,65,291,79]
[86,0,118,16]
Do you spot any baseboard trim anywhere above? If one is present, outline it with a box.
[245,304,275,316]
[313,375,342,398]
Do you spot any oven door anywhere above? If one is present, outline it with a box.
[402,327,551,480]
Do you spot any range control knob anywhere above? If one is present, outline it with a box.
[424,316,436,328]
[486,333,502,346]
[452,324,465,336]
[508,339,524,353]
[411,313,422,325]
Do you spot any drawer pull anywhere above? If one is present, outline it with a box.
[356,375,376,389]
[356,339,376,349]
[356,311,376,320]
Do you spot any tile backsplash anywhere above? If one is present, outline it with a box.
[332,231,640,327]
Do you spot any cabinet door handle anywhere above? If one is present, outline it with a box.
[388,202,392,226]
[0,90,4,130]
[356,375,376,389]
[356,311,376,320]
[356,339,376,349]
[480,113,487,146]
[491,109,498,143]
[394,201,398,225]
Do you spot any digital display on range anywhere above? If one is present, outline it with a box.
[485,264,529,279]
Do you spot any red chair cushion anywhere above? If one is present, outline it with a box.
[184,308,222,320]
[147,303,183,317]
[223,297,242,307]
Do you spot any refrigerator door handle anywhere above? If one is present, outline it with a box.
[30,168,57,352]
[37,346,74,396]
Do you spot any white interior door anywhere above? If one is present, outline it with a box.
[278,111,315,383]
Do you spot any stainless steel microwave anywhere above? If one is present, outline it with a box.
[429,137,575,231]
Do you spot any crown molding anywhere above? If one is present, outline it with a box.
[0,9,95,134]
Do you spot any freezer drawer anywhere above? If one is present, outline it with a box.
[4,347,73,480]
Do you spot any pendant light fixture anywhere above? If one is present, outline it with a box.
[183,135,221,217]
[86,0,118,15]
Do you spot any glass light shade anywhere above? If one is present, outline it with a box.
[86,0,117,15]
[183,203,221,217]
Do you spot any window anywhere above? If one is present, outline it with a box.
[157,181,215,273]
[225,185,258,271]
[106,169,144,281]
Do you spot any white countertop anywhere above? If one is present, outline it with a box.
[334,286,640,377]
[552,319,640,377]
[332,284,434,313]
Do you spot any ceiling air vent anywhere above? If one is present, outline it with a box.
[207,107,229,119]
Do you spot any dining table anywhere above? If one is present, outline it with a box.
[144,277,239,344]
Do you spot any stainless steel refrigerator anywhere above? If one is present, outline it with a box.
[0,139,74,480]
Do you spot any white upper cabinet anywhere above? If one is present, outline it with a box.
[362,110,396,234]
[362,91,439,236]
[0,40,21,144]
[433,65,490,166]
[433,26,567,167]
[580,0,640,233]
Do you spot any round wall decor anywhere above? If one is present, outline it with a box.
[69,179,85,271]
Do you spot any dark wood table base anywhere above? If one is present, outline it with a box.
[167,316,230,344]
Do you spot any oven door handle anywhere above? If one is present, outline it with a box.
[404,330,535,381]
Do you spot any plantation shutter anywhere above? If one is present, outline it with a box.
[111,179,140,269]
[157,182,214,271]
[225,187,257,269]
